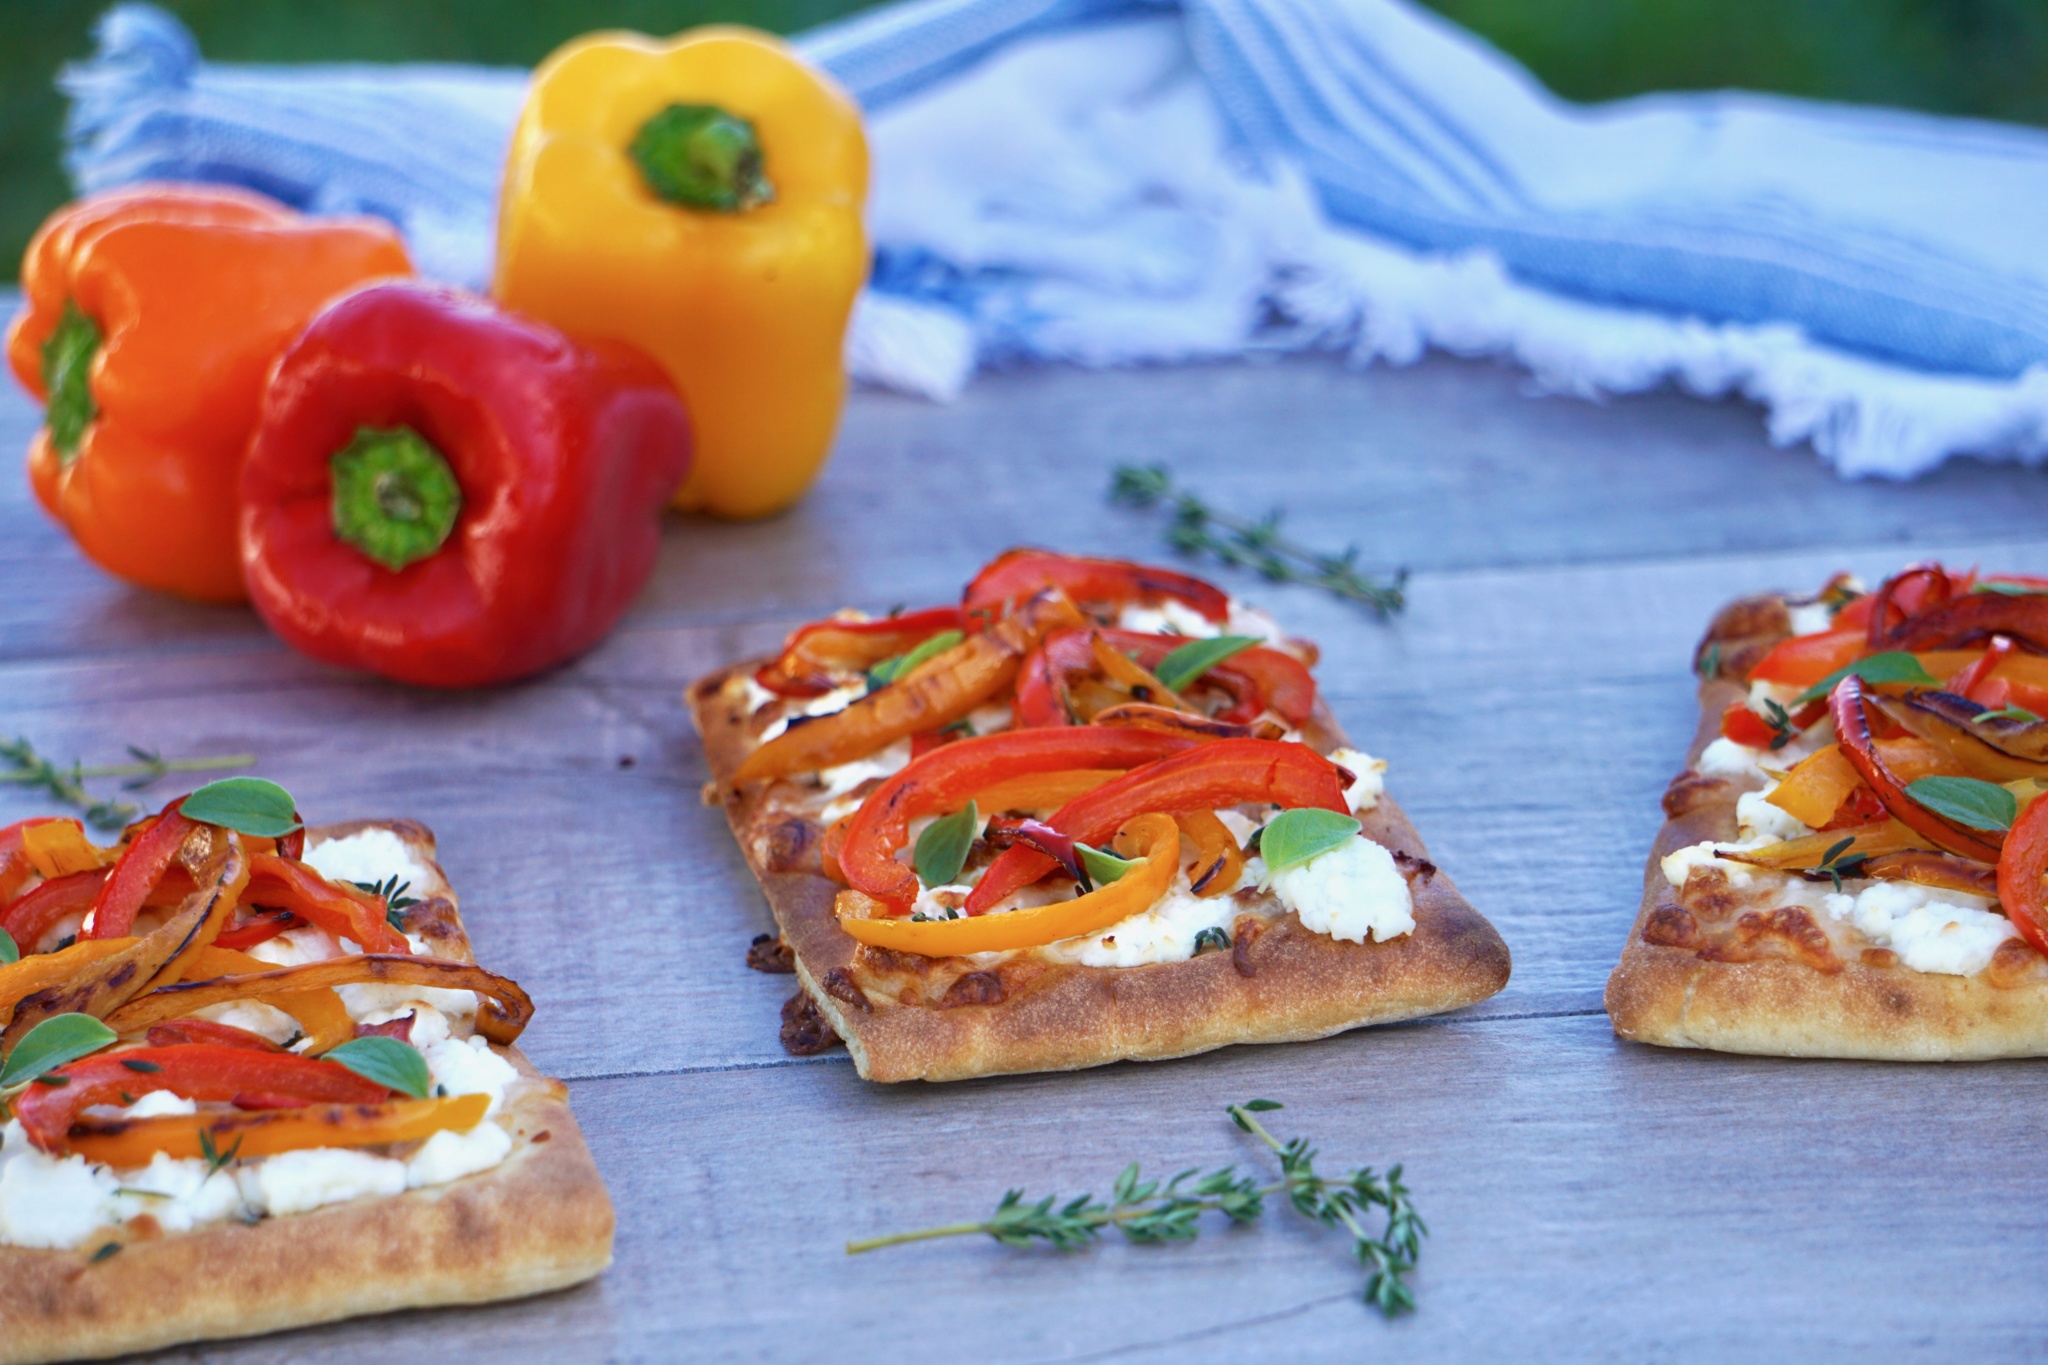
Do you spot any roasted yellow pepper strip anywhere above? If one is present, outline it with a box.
[834,813,1179,955]
[496,27,868,519]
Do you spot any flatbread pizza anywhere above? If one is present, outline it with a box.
[690,549,1511,1082]
[1607,563,2048,1059]
[0,800,613,1363]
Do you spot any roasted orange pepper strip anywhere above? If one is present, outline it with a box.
[69,1094,490,1166]
[836,813,1179,955]
[17,818,107,880]
[0,936,135,1030]
[1765,745,1864,829]
[167,945,356,1054]
[1178,809,1243,898]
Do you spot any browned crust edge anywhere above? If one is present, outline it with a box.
[1603,596,2048,1061]
[691,663,1512,1083]
[0,822,616,1365]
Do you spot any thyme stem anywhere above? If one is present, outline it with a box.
[1109,465,1407,618]
[846,1100,1425,1315]
[0,738,254,831]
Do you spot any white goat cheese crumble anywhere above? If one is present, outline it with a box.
[1823,882,2018,976]
[1270,838,1415,944]
[1326,747,1386,813]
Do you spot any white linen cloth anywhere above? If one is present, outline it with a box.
[60,0,2048,476]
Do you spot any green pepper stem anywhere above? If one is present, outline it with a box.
[629,103,774,213]
[40,302,101,463]
[329,427,463,572]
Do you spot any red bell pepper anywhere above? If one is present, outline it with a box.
[1016,629,1316,727]
[15,1043,391,1154]
[1829,675,2004,863]
[245,855,411,955]
[1748,630,1865,690]
[1995,793,2048,957]
[240,282,692,688]
[965,738,1352,914]
[1946,635,2014,703]
[145,1018,289,1052]
[964,550,1230,623]
[754,606,967,698]
[83,809,197,940]
[839,729,1200,908]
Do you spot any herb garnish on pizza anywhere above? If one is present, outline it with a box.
[1609,563,2048,1058]
[690,550,1511,1082]
[0,783,612,1364]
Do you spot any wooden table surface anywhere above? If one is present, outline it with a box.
[7,312,2048,1362]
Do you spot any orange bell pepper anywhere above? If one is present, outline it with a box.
[5,186,412,601]
[835,813,1181,954]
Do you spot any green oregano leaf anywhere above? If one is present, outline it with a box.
[1973,582,2048,597]
[324,1036,431,1099]
[179,777,301,837]
[1,1013,117,1088]
[1792,651,1940,705]
[913,801,979,888]
[1905,776,2018,832]
[0,927,16,964]
[1256,809,1363,877]
[1077,842,1137,886]
[869,630,966,689]
[1153,636,1261,694]
[1974,705,2044,725]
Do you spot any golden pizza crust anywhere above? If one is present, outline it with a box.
[0,822,615,1365]
[1604,600,2048,1060]
[691,663,1511,1083]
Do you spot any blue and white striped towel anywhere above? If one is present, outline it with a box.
[60,0,2048,477]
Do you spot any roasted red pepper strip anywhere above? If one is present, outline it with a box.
[754,606,967,698]
[245,855,411,955]
[1881,592,2048,655]
[1946,634,2014,703]
[966,738,1352,914]
[1995,793,2048,957]
[15,1043,390,1154]
[1016,628,1315,727]
[83,810,197,940]
[1829,675,2004,863]
[1,868,110,951]
[1748,629,1864,690]
[965,550,1230,623]
[210,906,301,952]
[839,729,1200,908]
[240,282,693,688]
[1719,703,1783,750]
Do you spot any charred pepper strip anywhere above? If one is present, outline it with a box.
[965,550,1230,622]
[732,594,1086,786]
[1829,675,2004,863]
[103,953,534,1045]
[1995,793,2048,956]
[966,739,1351,915]
[2,868,109,951]
[68,1093,488,1167]
[1016,628,1314,727]
[838,730,1198,908]
[14,1043,391,1154]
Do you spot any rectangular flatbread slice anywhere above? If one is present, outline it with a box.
[0,820,614,1365]
[1606,587,2048,1060]
[692,665,1511,1083]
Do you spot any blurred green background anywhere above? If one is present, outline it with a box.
[7,0,2048,279]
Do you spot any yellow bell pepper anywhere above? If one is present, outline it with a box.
[495,27,868,519]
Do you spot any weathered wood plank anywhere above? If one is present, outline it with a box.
[132,1015,2048,1364]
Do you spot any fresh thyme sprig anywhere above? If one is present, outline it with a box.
[846,1100,1425,1316]
[350,875,422,932]
[0,738,255,831]
[1109,466,1407,618]
[1806,836,1871,892]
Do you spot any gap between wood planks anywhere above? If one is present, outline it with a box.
[552,1005,1612,1085]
